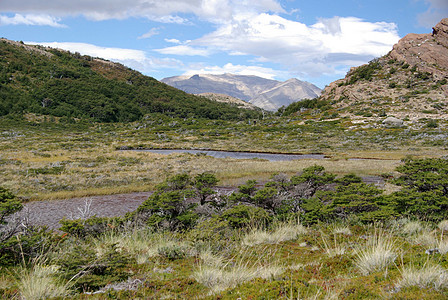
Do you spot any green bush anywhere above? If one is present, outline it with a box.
[193,172,219,205]
[386,158,448,221]
[59,216,115,238]
[0,226,56,266]
[0,186,22,225]
[56,242,133,292]
[348,59,382,84]
[220,205,271,228]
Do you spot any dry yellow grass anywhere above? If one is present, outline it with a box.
[1,120,436,200]
[0,143,402,200]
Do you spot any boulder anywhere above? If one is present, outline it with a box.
[383,117,404,127]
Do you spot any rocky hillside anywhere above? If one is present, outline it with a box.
[0,39,260,122]
[162,74,321,111]
[320,18,448,122]
[196,93,258,110]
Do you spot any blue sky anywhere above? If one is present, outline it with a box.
[1,0,447,88]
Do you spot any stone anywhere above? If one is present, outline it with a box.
[383,117,404,127]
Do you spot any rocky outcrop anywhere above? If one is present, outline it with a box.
[388,18,448,81]
[320,18,448,121]
[162,74,321,111]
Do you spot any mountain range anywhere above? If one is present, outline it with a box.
[161,74,321,111]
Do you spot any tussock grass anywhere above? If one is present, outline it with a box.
[18,264,71,300]
[413,231,437,247]
[401,221,424,236]
[94,229,194,264]
[321,233,346,258]
[241,221,307,246]
[354,229,397,275]
[331,225,352,236]
[438,220,448,232]
[193,247,283,293]
[436,238,448,255]
[398,264,448,290]
[193,262,283,294]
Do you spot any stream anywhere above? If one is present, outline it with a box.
[132,149,327,161]
[14,176,384,231]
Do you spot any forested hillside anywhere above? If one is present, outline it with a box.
[0,39,260,122]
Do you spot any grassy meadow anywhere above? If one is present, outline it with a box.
[1,114,448,299]
[0,114,446,200]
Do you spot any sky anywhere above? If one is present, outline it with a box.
[1,1,447,88]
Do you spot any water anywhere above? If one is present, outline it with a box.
[136,149,326,161]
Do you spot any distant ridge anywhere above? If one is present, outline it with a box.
[162,74,321,111]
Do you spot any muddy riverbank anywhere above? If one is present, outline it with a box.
[14,176,384,231]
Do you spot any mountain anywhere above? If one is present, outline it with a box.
[0,39,260,122]
[320,18,448,121]
[161,74,321,111]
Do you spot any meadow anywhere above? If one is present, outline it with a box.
[0,114,446,200]
[1,113,448,299]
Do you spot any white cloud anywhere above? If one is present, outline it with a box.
[138,28,160,39]
[155,45,211,56]
[182,63,286,79]
[26,41,183,74]
[30,42,147,61]
[1,0,284,23]
[418,0,448,28]
[183,14,400,77]
[0,14,65,27]
[165,38,182,44]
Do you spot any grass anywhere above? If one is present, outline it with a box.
[2,117,440,201]
[354,228,397,275]
[241,222,307,246]
[401,220,424,236]
[18,263,72,300]
[2,117,448,298]
[398,264,448,291]
[93,229,194,264]
[438,220,448,232]
[193,247,283,294]
[3,219,448,298]
[320,233,347,258]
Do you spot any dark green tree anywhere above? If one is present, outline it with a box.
[193,172,219,205]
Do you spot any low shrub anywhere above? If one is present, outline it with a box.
[220,205,271,229]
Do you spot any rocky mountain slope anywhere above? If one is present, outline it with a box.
[320,18,448,122]
[196,93,258,110]
[162,74,321,111]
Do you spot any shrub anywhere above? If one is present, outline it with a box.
[193,172,219,205]
[388,158,448,221]
[59,216,115,238]
[55,242,133,292]
[0,226,56,266]
[290,165,335,197]
[0,187,22,226]
[220,205,270,229]
[137,190,198,230]
[252,187,279,210]
[348,59,382,84]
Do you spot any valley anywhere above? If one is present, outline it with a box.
[1,18,448,300]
